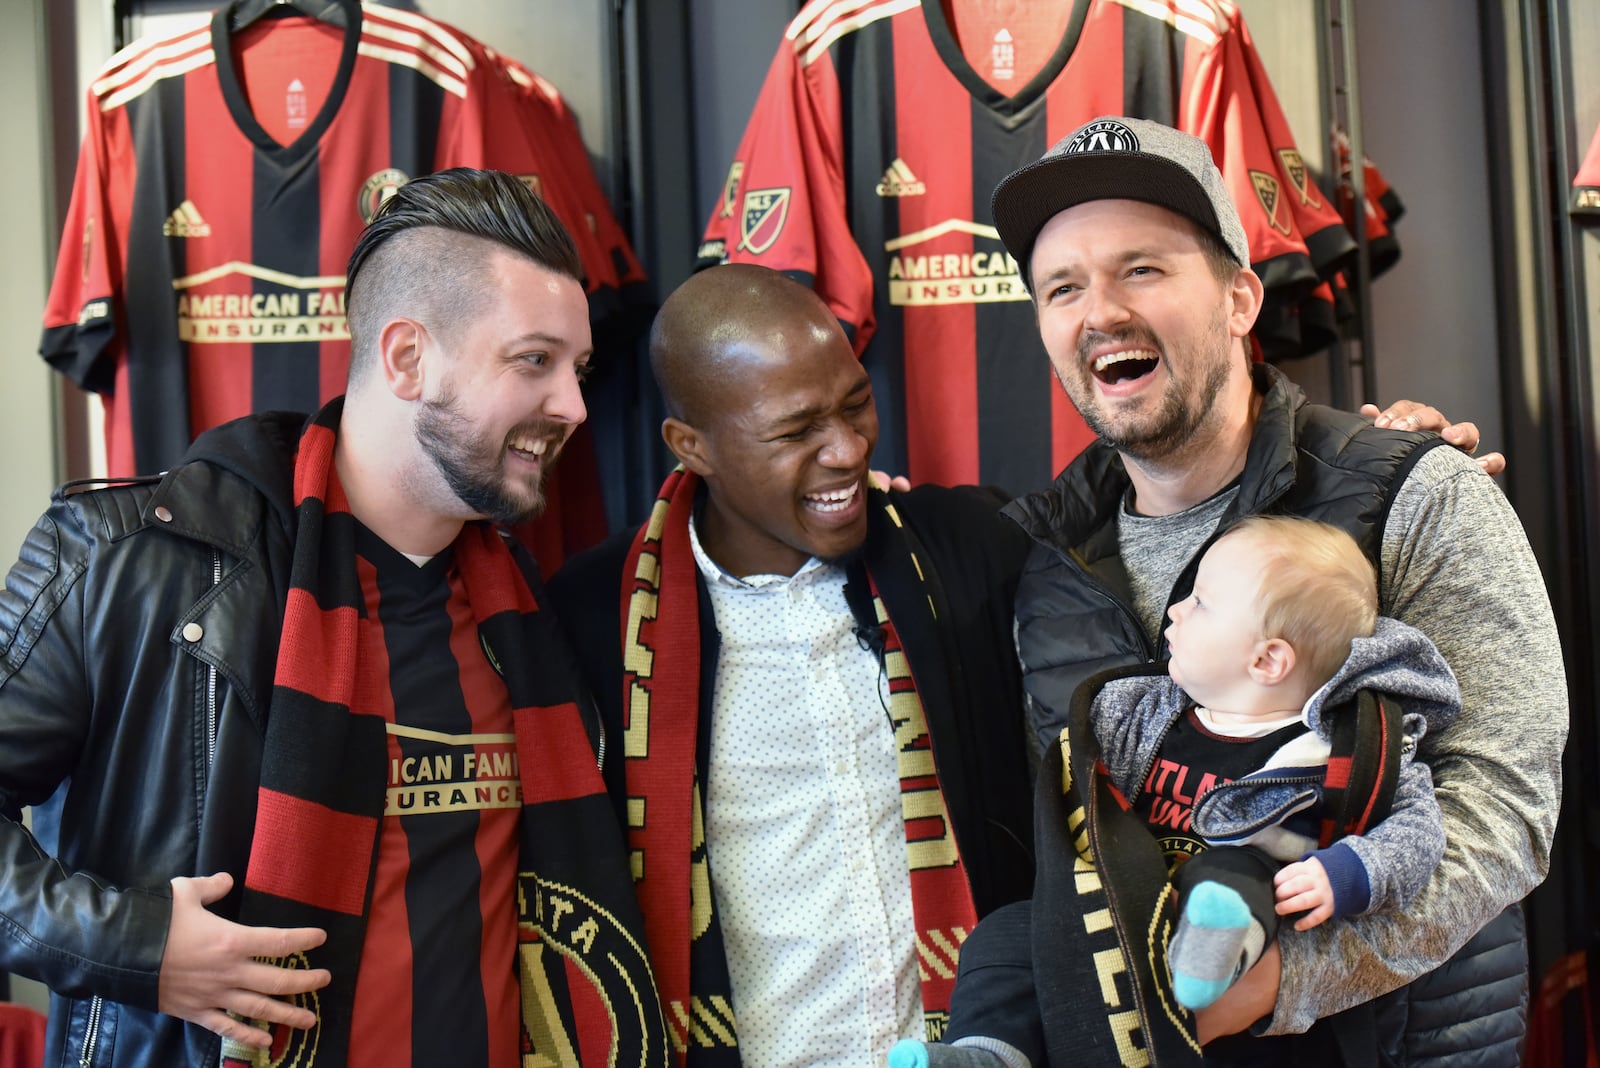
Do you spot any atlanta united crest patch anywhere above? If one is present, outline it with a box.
[1250,170,1292,236]
[1065,119,1139,154]
[358,168,409,224]
[719,160,745,219]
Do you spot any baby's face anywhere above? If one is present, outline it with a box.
[1164,532,1268,707]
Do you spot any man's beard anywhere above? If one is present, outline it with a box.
[414,390,563,526]
[1062,316,1233,462]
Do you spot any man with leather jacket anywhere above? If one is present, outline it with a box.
[0,169,666,1067]
[990,116,1566,1063]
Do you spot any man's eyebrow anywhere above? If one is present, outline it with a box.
[1034,247,1174,289]
[505,331,566,347]
[761,376,871,432]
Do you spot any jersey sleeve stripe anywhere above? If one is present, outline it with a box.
[788,0,851,41]
[98,48,216,111]
[92,29,212,101]
[356,41,467,98]
[363,3,477,70]
[797,0,920,66]
[1174,0,1231,36]
[1111,0,1223,45]
[96,23,210,82]
[789,0,915,46]
[359,19,471,81]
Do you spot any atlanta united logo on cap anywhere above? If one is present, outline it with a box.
[1065,119,1140,155]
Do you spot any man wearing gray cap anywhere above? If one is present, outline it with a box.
[894,117,1565,1066]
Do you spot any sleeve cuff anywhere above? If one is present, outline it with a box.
[1307,841,1371,918]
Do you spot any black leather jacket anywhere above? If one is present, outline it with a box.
[0,412,303,1067]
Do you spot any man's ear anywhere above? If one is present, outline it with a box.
[1248,636,1296,687]
[662,417,715,477]
[378,317,427,401]
[1227,266,1265,339]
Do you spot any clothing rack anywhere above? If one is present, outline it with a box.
[1315,0,1376,411]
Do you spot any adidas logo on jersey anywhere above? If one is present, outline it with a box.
[876,158,926,197]
[162,200,211,238]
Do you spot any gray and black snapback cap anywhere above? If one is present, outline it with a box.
[991,116,1251,288]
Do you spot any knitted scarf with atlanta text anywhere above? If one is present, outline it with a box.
[1030,662,1404,1066]
[222,399,670,1068]
[620,466,979,1064]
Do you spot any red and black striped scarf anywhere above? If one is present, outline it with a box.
[223,399,670,1067]
[619,466,979,1064]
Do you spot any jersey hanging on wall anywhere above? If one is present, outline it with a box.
[698,0,1355,492]
[39,3,639,504]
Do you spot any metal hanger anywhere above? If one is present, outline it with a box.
[228,0,353,33]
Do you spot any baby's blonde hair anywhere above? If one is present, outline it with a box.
[1217,516,1378,688]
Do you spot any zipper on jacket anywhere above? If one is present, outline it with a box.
[1191,771,1322,836]
[206,550,223,1068]
[205,549,221,771]
[79,995,102,1067]
[1127,710,1184,808]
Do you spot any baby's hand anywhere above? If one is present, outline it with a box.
[1273,858,1335,931]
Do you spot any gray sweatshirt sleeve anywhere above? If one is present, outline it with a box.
[1339,742,1446,915]
[1269,446,1568,1034]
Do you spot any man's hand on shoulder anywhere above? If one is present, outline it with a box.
[159,872,331,1049]
[869,470,911,492]
[1361,400,1506,476]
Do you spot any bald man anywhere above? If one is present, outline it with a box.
[547,264,1036,1067]
[0,169,667,1067]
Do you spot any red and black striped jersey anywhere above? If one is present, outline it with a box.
[698,0,1352,492]
[348,526,522,1068]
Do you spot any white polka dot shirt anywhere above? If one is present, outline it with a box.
[688,517,922,1067]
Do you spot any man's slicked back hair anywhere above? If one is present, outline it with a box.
[344,168,584,383]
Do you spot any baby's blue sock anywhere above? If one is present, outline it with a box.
[886,1038,1027,1068]
[1169,880,1267,1010]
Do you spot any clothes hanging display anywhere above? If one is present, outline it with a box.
[697,0,1399,492]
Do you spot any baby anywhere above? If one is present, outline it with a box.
[890,516,1461,1068]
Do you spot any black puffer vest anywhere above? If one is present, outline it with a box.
[1002,363,1441,760]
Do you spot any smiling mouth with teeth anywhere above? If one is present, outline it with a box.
[508,434,555,459]
[1093,350,1160,384]
[804,481,861,513]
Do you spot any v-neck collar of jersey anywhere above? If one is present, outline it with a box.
[210,0,363,161]
[919,0,1093,119]
[353,517,456,591]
